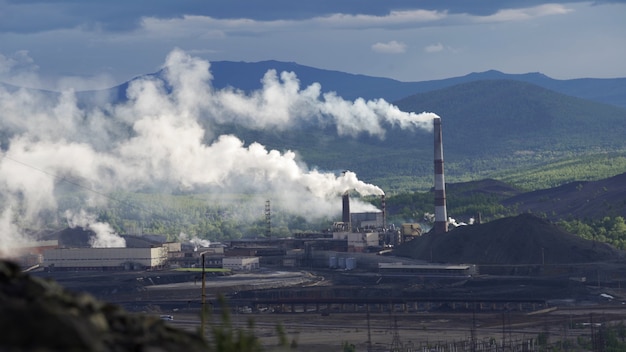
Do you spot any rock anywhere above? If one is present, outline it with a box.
[0,260,209,351]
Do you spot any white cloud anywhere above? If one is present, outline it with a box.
[0,2,623,85]
[317,9,446,28]
[474,4,574,23]
[424,43,444,53]
[372,40,407,54]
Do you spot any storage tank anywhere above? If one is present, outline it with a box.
[329,256,338,268]
[346,257,356,270]
[338,257,346,269]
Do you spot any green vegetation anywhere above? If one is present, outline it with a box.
[374,183,516,225]
[557,216,626,250]
[492,152,626,191]
[52,190,334,242]
[48,150,626,247]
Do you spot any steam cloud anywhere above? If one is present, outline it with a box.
[0,48,438,256]
[65,210,126,248]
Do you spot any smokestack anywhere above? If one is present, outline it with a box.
[342,191,351,225]
[433,117,448,233]
[381,194,386,230]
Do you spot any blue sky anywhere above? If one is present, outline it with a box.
[1,0,625,90]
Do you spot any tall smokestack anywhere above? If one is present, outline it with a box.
[381,194,386,230]
[342,191,351,225]
[433,117,448,233]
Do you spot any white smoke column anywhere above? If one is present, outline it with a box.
[0,48,437,256]
[0,208,30,257]
[65,210,126,248]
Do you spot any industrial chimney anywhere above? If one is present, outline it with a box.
[342,191,351,229]
[433,117,448,233]
[381,194,386,230]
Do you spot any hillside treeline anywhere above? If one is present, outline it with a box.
[83,192,331,241]
[45,151,626,248]
[557,217,626,250]
[64,183,625,252]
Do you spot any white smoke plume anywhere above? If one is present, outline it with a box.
[179,232,211,251]
[65,210,126,248]
[0,48,438,257]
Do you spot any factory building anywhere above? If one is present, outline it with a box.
[9,240,59,268]
[43,247,168,271]
[332,231,379,252]
[222,257,260,271]
[350,212,383,231]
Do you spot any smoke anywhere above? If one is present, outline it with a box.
[65,210,126,248]
[152,49,435,138]
[0,48,437,257]
[179,232,211,251]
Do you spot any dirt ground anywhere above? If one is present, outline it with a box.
[35,267,626,351]
[162,306,626,352]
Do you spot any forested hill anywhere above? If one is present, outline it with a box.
[394,79,626,159]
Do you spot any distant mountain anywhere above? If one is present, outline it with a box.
[394,79,626,160]
[205,61,626,108]
[90,60,626,108]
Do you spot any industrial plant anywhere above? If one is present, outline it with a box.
[11,117,455,274]
[9,116,625,352]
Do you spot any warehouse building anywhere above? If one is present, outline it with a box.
[43,247,168,271]
[222,257,260,271]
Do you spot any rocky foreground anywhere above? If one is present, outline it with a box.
[0,260,209,352]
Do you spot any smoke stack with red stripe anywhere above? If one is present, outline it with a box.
[433,116,448,233]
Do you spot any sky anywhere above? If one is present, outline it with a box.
[1,0,625,91]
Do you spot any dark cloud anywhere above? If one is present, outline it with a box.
[3,0,624,34]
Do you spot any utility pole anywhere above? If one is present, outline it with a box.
[366,308,372,352]
[265,200,271,239]
[471,303,477,352]
[200,252,208,336]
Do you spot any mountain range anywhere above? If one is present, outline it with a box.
[4,61,626,193]
[206,61,626,109]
